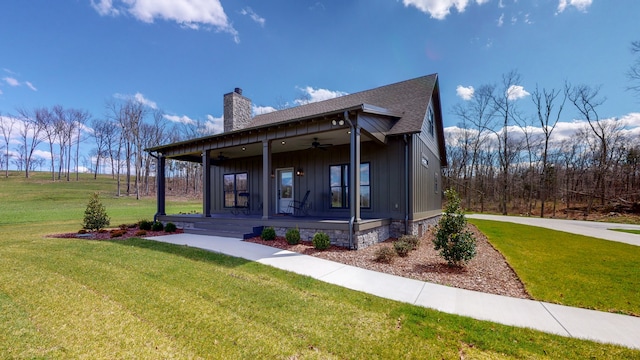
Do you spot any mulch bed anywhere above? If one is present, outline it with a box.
[48,226,183,240]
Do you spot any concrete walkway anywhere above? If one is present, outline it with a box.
[147,217,640,350]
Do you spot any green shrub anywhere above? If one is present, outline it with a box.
[151,221,164,232]
[399,234,420,250]
[312,232,331,250]
[433,189,476,267]
[393,240,412,257]
[164,222,177,233]
[138,219,153,231]
[374,246,396,263]
[261,227,276,240]
[82,192,110,232]
[285,227,301,245]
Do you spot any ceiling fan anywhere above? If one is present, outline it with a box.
[212,152,229,164]
[308,138,333,151]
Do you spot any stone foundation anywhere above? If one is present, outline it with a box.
[273,215,440,250]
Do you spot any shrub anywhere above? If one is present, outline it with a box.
[400,235,420,250]
[261,227,276,240]
[393,240,412,257]
[433,189,477,267]
[82,192,110,232]
[151,221,164,231]
[135,230,147,237]
[285,227,301,245]
[312,232,331,250]
[119,224,128,230]
[374,246,396,263]
[164,222,177,233]
[77,229,87,234]
[139,220,153,231]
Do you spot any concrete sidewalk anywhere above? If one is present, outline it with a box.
[147,232,640,350]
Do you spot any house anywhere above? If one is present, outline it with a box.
[146,73,447,249]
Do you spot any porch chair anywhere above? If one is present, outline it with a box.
[288,190,311,217]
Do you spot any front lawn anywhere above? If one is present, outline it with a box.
[469,219,640,316]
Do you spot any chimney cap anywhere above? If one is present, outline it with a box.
[234,87,242,95]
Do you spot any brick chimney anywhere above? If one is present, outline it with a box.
[223,87,252,132]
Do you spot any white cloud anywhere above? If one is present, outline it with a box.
[4,77,20,87]
[133,92,157,109]
[240,7,265,27]
[497,13,504,26]
[253,105,277,115]
[25,81,37,91]
[294,86,348,105]
[90,0,238,42]
[402,0,489,20]
[557,0,593,13]
[114,92,158,109]
[506,85,530,100]
[204,114,224,134]
[456,85,475,100]
[164,114,195,125]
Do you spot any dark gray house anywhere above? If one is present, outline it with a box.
[147,73,447,249]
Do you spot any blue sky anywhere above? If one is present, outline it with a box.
[0,0,638,150]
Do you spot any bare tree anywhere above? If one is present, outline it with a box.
[490,71,526,215]
[67,108,90,180]
[0,112,17,177]
[628,40,640,99]
[90,118,111,179]
[531,84,567,217]
[568,84,621,210]
[15,108,45,178]
[37,107,59,181]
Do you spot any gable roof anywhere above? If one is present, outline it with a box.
[250,73,439,136]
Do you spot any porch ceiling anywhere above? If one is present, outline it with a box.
[173,129,375,163]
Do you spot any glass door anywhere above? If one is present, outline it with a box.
[276,168,294,214]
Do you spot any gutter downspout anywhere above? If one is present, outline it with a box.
[404,134,409,235]
[344,111,355,250]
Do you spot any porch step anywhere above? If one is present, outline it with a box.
[184,222,263,240]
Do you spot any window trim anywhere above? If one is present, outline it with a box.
[329,162,371,210]
[223,172,248,208]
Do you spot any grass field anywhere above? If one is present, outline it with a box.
[1,172,639,358]
[469,219,640,316]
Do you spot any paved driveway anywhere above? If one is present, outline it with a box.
[467,214,640,247]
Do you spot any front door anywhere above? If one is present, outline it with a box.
[276,168,294,214]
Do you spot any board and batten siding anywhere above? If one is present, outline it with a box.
[411,102,444,220]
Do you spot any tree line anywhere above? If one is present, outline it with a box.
[0,98,209,200]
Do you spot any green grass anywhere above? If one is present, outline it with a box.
[469,219,640,316]
[611,228,640,235]
[1,172,639,358]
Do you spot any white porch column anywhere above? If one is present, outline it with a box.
[262,140,271,220]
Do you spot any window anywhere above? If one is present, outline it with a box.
[330,163,370,209]
[223,173,248,208]
[427,104,435,136]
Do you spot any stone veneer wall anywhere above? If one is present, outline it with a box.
[272,215,440,250]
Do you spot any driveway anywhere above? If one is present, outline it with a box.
[467,214,640,247]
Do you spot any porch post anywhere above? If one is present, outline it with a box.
[203,150,212,217]
[262,140,271,220]
[350,122,362,222]
[157,155,166,216]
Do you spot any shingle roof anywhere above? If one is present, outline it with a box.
[250,74,438,135]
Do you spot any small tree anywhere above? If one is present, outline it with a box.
[83,192,110,232]
[433,189,476,267]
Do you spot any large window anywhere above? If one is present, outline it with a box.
[330,163,370,209]
[223,173,248,208]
